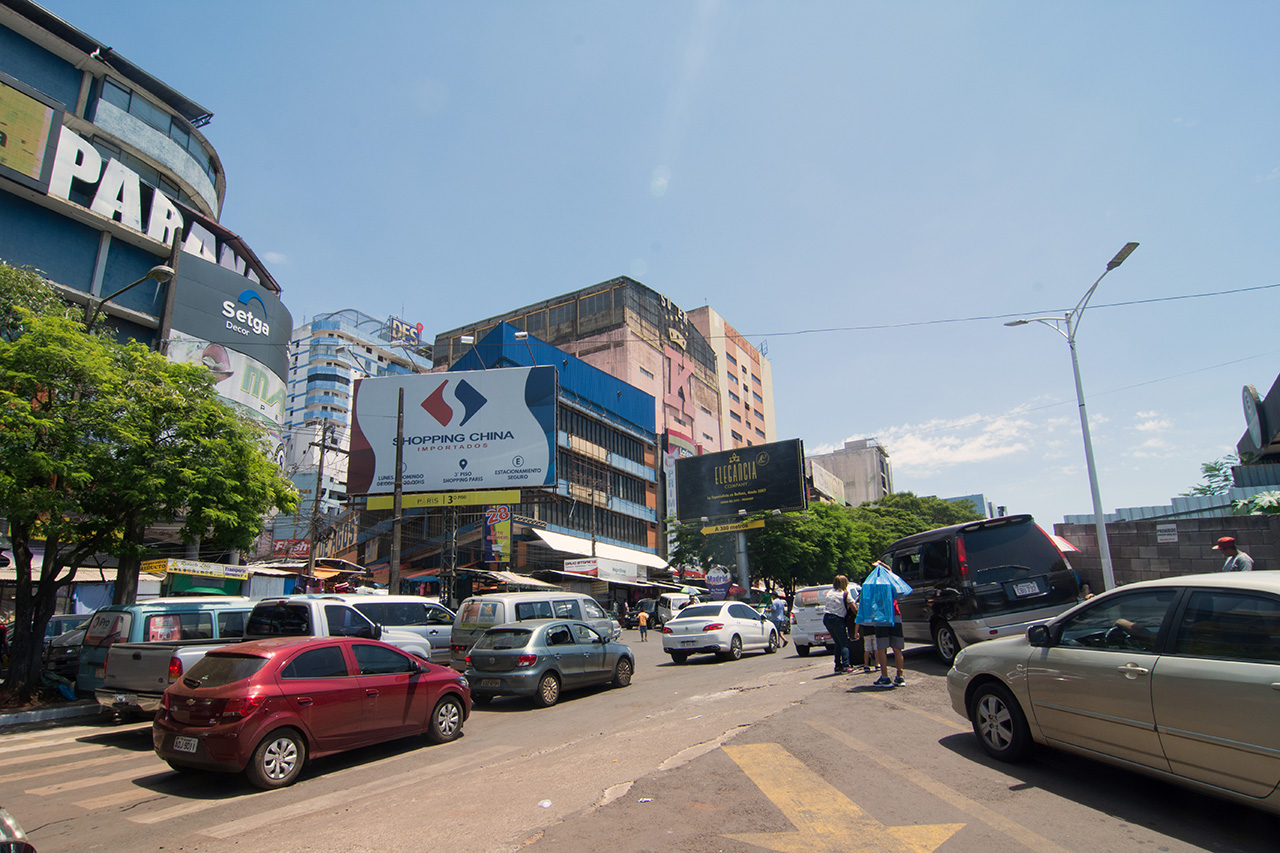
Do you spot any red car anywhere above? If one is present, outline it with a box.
[153,636,470,789]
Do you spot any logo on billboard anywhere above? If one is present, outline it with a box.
[221,288,272,337]
[423,379,488,427]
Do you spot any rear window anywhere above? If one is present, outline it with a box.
[457,599,504,629]
[246,604,311,636]
[963,523,1066,576]
[675,604,724,620]
[473,629,533,650]
[181,653,268,689]
[795,588,829,607]
[516,600,555,620]
[84,612,132,648]
[145,612,213,642]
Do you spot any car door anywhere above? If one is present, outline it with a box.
[1153,588,1280,798]
[544,622,587,687]
[1025,588,1178,771]
[571,623,610,684]
[729,603,768,649]
[888,549,933,643]
[351,642,433,741]
[277,644,365,751]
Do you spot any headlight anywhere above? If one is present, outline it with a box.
[952,649,966,667]
[456,676,468,688]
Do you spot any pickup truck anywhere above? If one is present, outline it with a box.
[95,597,435,717]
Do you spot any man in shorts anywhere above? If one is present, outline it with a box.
[870,601,905,688]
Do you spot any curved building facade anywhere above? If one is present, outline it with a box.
[0,0,291,453]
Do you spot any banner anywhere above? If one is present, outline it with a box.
[675,439,808,521]
[484,505,512,563]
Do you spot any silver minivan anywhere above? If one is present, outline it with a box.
[449,592,619,670]
[336,594,455,665]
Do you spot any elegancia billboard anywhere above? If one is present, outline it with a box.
[675,438,808,521]
[346,367,558,495]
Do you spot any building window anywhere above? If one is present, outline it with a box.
[726,352,738,366]
[731,430,743,442]
[753,410,763,421]
[751,373,761,385]
[639,366,655,380]
[729,390,740,404]
[753,391,763,404]
[730,411,742,423]
[703,433,714,443]
[726,372,737,385]
[755,427,766,438]
[99,78,217,184]
[700,406,713,417]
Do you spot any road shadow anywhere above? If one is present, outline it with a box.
[937,731,1280,851]
[76,722,154,751]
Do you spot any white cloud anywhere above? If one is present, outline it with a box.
[1134,416,1172,433]
[263,252,288,265]
[870,409,1037,476]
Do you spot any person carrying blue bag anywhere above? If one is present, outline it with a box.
[855,562,913,687]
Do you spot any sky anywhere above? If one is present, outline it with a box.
[39,1,1280,526]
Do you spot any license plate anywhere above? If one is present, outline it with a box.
[95,667,105,680]
[815,633,830,643]
[681,640,697,647]
[173,736,198,754]
[114,693,131,704]
[1013,581,1040,597]
[480,679,500,688]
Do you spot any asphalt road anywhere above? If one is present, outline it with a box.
[2,632,1276,852]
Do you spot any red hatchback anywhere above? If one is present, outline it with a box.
[153,637,470,789]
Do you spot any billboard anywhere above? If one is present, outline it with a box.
[347,366,558,495]
[675,439,807,521]
[0,71,62,193]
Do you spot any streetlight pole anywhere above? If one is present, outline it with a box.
[389,387,405,594]
[1005,242,1138,591]
[84,264,175,335]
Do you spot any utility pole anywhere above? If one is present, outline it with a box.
[306,421,341,583]
[388,387,405,595]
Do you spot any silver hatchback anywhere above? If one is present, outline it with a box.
[948,572,1280,815]
[464,619,634,707]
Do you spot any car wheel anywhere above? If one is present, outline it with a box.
[534,672,561,707]
[765,631,778,654]
[427,694,464,743]
[969,682,1032,762]
[796,644,811,657]
[612,657,634,687]
[471,693,492,706]
[245,727,305,790]
[726,635,743,661]
[934,621,960,665]
[670,651,688,664]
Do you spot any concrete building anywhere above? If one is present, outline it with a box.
[272,310,433,557]
[687,305,776,450]
[806,438,893,507]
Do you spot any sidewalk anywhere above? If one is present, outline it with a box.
[0,699,101,729]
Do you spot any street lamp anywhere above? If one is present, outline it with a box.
[1005,242,1139,591]
[83,264,175,335]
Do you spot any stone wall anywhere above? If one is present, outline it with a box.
[1053,515,1280,591]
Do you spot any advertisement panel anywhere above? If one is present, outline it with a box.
[484,505,512,562]
[346,367,558,495]
[0,71,62,192]
[675,439,807,521]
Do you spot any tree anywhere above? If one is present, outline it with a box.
[747,503,860,595]
[1234,491,1280,515]
[846,492,984,572]
[0,303,297,701]
[0,260,70,341]
[664,516,735,583]
[1181,453,1242,497]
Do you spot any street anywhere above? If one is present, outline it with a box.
[2,634,1276,852]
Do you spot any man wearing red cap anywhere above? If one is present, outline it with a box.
[1214,537,1254,572]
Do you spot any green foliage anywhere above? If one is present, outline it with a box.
[1181,453,1241,497]
[845,492,984,573]
[747,503,860,594]
[0,260,72,341]
[1234,490,1280,515]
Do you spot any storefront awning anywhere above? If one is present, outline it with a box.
[482,570,563,590]
[531,529,668,570]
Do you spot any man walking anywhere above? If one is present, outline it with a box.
[1214,537,1254,572]
[769,592,789,647]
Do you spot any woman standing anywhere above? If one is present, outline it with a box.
[822,575,854,674]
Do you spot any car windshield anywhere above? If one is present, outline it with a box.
[674,604,723,620]
[181,653,269,689]
[473,629,532,650]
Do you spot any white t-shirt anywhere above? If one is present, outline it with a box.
[823,588,850,617]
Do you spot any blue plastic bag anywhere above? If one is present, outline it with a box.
[858,563,913,626]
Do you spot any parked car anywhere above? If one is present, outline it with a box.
[77,597,255,696]
[153,636,470,789]
[879,514,1081,664]
[661,601,780,664]
[790,584,840,657]
[621,598,659,630]
[44,619,90,680]
[948,572,1280,815]
[656,592,702,625]
[328,594,455,665]
[464,619,633,707]
[450,591,619,670]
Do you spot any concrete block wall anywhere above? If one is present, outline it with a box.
[1054,515,1280,591]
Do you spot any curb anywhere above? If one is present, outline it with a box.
[0,701,102,730]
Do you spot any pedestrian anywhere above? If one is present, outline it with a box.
[822,575,855,674]
[769,592,789,647]
[1214,536,1254,572]
[637,609,649,642]
[854,593,876,673]
[858,561,908,688]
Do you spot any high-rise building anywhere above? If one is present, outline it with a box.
[806,438,893,507]
[687,306,776,450]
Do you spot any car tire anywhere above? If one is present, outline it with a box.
[721,635,743,661]
[534,672,561,707]
[670,652,689,664]
[765,631,778,654]
[427,694,465,743]
[612,657,634,687]
[969,682,1032,762]
[934,621,960,665]
[245,727,305,790]
[471,693,492,706]
[795,644,811,657]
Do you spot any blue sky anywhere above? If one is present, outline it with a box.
[43,1,1280,525]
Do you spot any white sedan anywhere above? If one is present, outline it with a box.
[661,601,780,663]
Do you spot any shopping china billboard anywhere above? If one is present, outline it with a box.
[346,367,558,495]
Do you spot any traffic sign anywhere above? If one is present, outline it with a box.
[700,519,765,535]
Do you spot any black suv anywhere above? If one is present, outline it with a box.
[878,514,1081,664]
[621,598,660,630]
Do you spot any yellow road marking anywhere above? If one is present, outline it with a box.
[808,721,1073,853]
[722,742,964,853]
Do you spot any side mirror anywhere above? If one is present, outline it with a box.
[1027,624,1053,647]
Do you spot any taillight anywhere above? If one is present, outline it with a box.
[956,535,969,580]
[220,695,264,719]
[167,656,183,683]
[161,692,172,711]
[451,644,467,653]
[661,626,673,634]
[515,654,537,668]
[703,623,724,632]
[464,654,472,666]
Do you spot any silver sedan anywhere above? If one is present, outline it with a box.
[661,601,780,664]
[947,572,1280,815]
